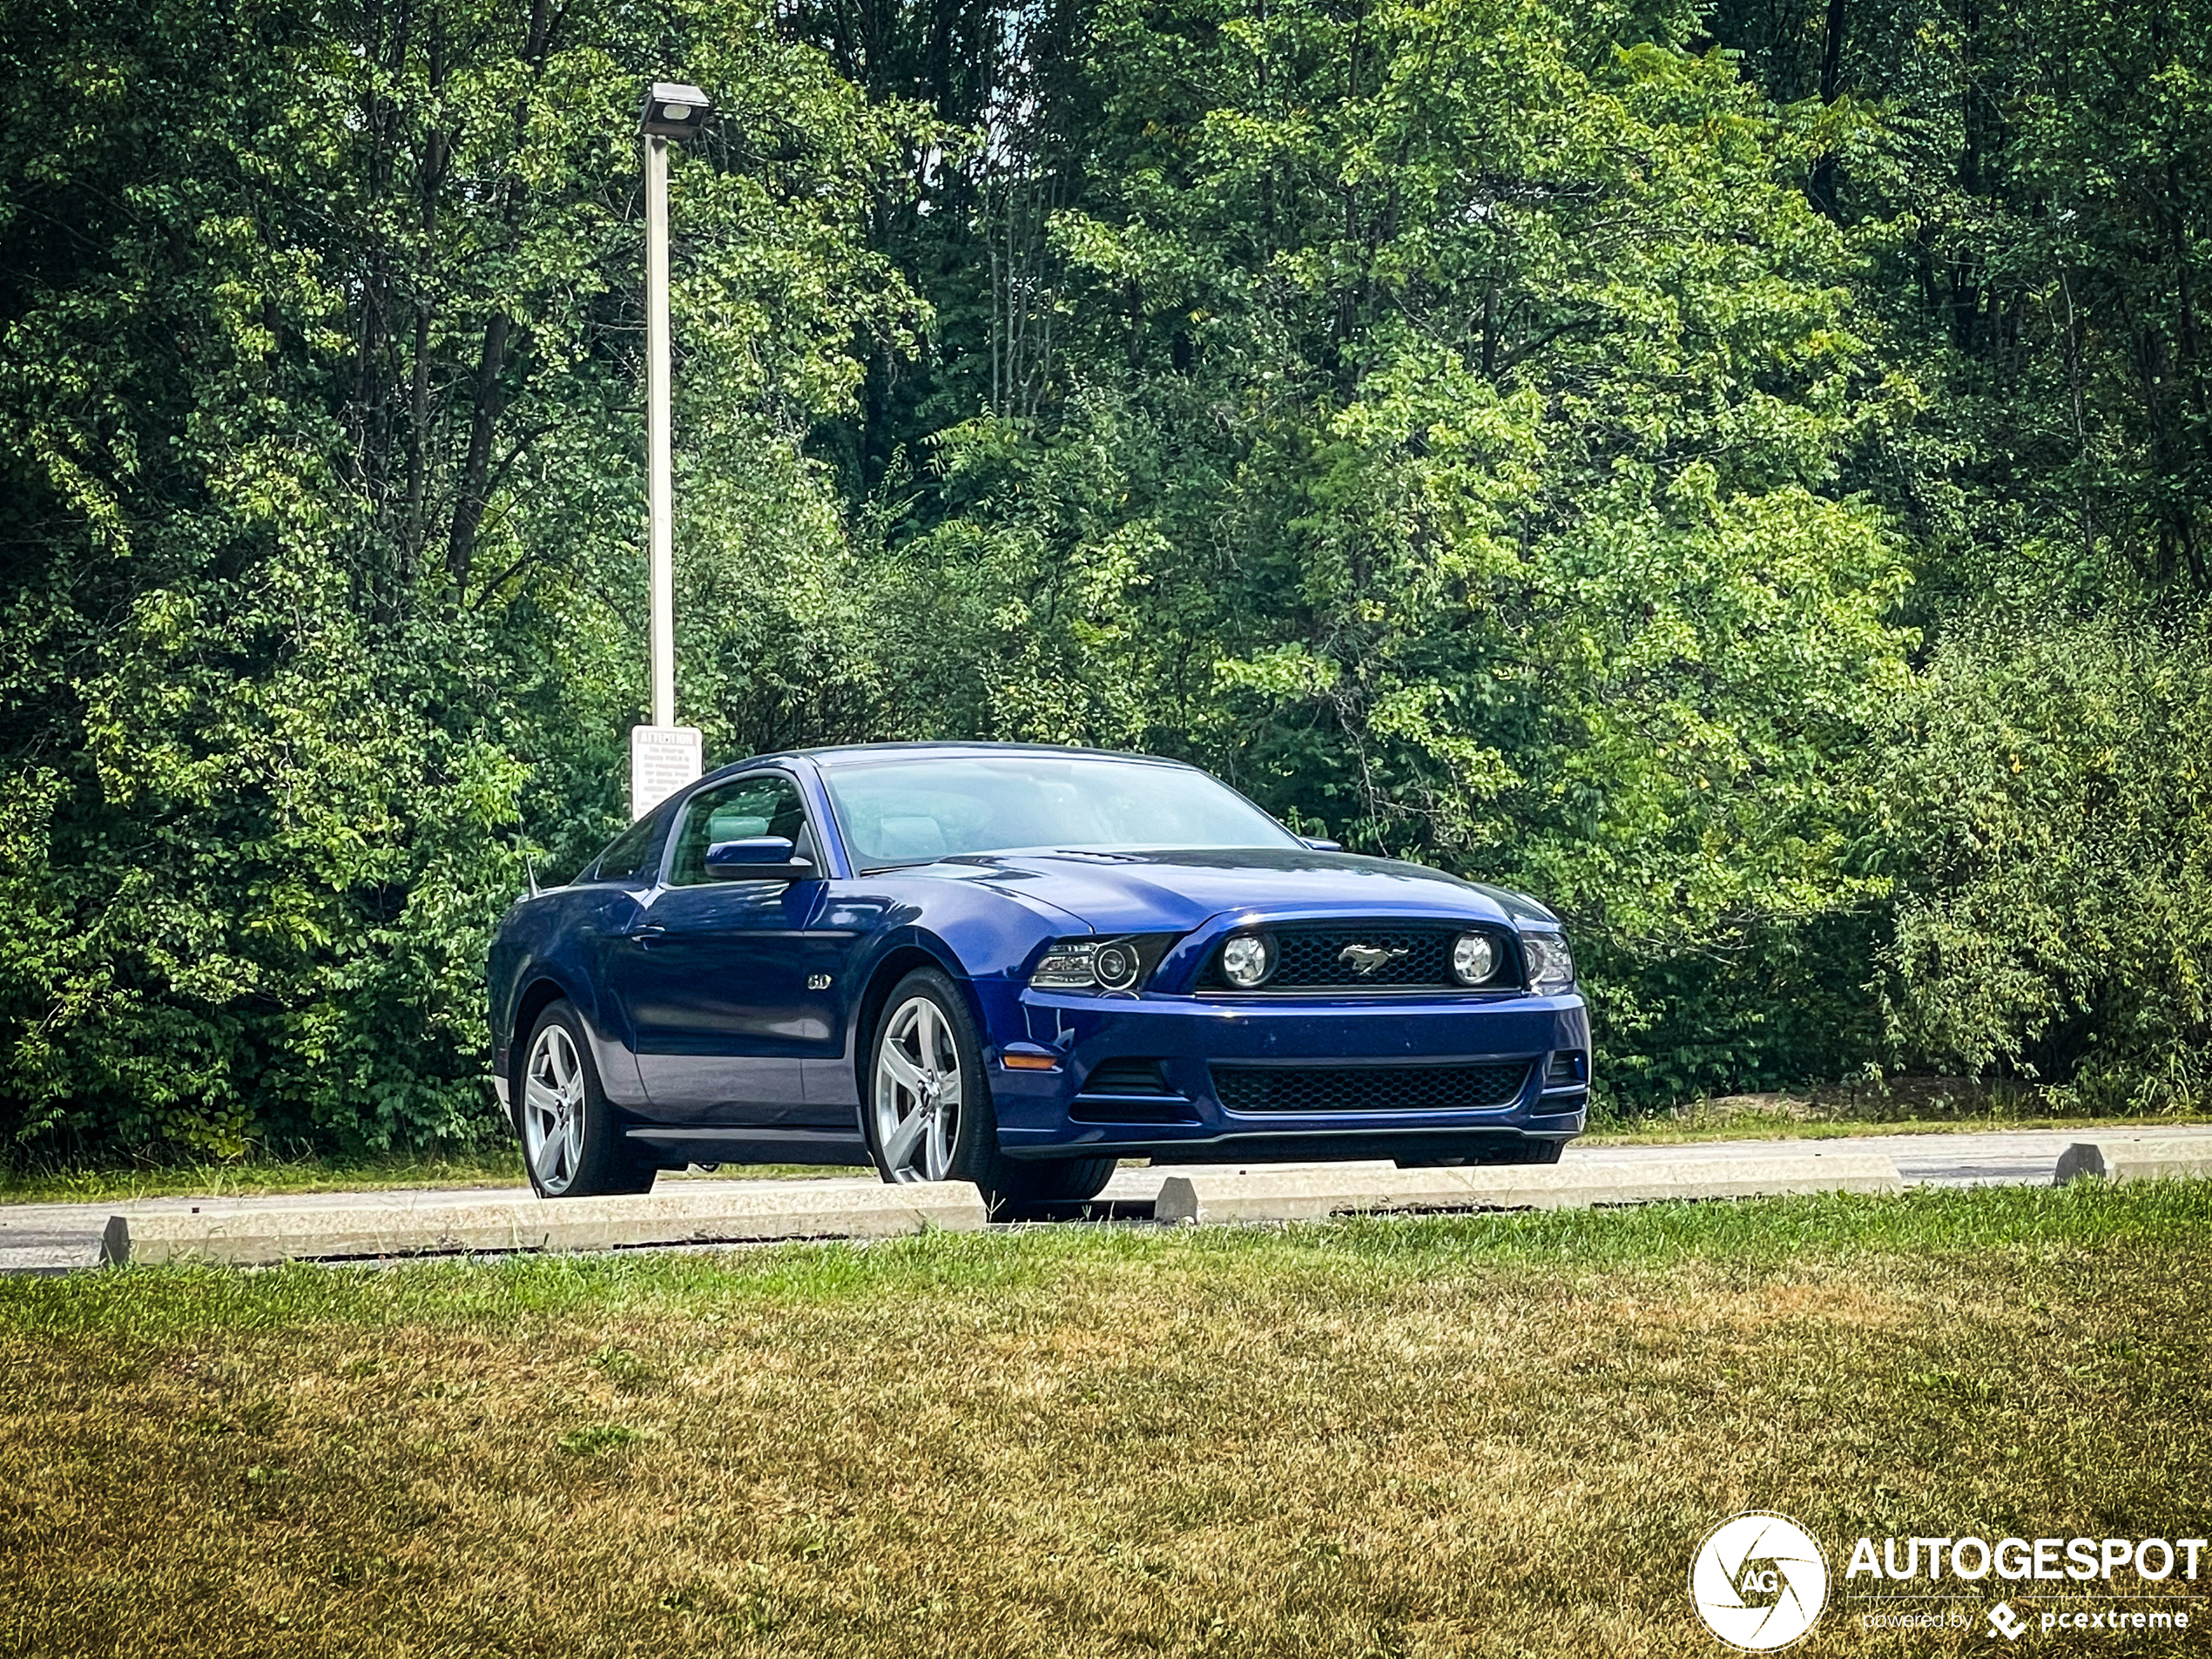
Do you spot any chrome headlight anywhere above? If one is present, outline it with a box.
[1029,934,1176,993]
[1521,931,1575,993]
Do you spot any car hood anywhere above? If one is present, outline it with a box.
[942,846,1533,934]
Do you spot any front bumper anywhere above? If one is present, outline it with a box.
[979,983,1591,1159]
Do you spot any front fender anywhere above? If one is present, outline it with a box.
[831,880,1076,1119]
[489,887,650,1107]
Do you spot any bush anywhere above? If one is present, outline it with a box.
[1880,607,2212,1111]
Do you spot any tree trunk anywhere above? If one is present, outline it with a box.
[448,313,510,591]
[1809,0,1845,215]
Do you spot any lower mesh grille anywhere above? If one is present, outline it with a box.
[1212,1061,1534,1115]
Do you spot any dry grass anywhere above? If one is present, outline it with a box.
[3,1184,2209,1657]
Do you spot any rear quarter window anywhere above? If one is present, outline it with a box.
[589,806,671,885]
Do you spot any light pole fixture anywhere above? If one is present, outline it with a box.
[642,81,711,137]
[631,80,712,819]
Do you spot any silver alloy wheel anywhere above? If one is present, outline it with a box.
[873,994,961,1182]
[522,1022,586,1196]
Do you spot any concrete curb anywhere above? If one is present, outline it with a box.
[2054,1137,2212,1185]
[1154,1152,1904,1225]
[100,1182,988,1266]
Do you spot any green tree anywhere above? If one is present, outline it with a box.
[0,0,919,1155]
[851,0,1917,1103]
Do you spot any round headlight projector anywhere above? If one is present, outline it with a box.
[1451,931,1498,986]
[1219,933,1276,988]
[1092,940,1142,991]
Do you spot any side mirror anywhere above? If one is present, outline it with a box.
[704,837,815,883]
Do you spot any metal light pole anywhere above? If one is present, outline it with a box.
[630,81,712,819]
[644,124,675,731]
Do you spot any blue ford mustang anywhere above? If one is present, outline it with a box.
[489,743,1589,1212]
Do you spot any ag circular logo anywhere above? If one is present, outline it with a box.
[1690,1512,1829,1650]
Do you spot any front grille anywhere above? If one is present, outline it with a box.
[1212,1061,1534,1115]
[1201,921,1517,992]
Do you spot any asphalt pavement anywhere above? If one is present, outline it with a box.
[8,1125,2210,1275]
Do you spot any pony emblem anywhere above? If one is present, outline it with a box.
[1339,943,1410,975]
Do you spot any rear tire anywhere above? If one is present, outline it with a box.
[864,968,1113,1217]
[516,1000,658,1198]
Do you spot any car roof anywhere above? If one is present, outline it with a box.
[705,740,1204,781]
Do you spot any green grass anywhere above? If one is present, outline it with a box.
[1584,1109,2212,1145]
[1588,1073,2212,1143]
[0,1148,531,1206]
[3,1182,2209,1656]
[0,1150,853,1206]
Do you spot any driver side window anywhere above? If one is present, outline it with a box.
[668,773,814,887]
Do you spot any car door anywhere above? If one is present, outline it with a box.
[611,772,845,1126]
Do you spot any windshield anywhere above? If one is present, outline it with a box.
[820,754,1298,868]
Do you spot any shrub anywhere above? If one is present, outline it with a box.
[1880,607,2212,1111]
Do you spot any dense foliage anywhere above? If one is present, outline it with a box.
[1,0,2207,1155]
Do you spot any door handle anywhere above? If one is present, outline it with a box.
[631,924,668,946]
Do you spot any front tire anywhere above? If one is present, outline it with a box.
[517,1000,657,1198]
[865,968,1114,1217]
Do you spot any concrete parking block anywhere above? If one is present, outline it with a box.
[1153,1151,1903,1225]
[101,1181,988,1266]
[2054,1137,2212,1185]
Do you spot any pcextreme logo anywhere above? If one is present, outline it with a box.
[1691,1512,1831,1650]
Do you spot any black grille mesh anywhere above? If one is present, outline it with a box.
[1213,1061,1534,1114]
[1204,922,1515,991]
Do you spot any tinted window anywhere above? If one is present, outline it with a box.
[820,754,1296,868]
[669,773,812,887]
[590,806,671,885]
